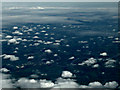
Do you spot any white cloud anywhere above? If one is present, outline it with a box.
[78,57,97,66]
[61,71,73,78]
[40,79,55,88]
[92,64,99,68]
[105,59,116,68]
[5,35,12,39]
[0,68,9,73]
[104,81,119,88]
[0,72,14,89]
[3,55,19,61]
[54,54,58,57]
[69,56,75,60]
[33,36,39,39]
[1,73,119,89]
[30,74,39,78]
[12,31,23,35]
[16,78,55,88]
[22,39,27,42]
[44,49,52,53]
[45,33,49,36]
[29,79,37,83]
[88,81,103,88]
[54,78,79,88]
[55,40,61,43]
[8,38,16,43]
[33,43,40,46]
[16,78,40,88]
[16,38,22,41]
[41,30,46,33]
[100,52,107,56]
[45,60,54,65]
[53,43,60,45]
[13,26,18,30]
[27,56,34,60]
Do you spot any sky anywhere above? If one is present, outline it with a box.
[1,0,120,2]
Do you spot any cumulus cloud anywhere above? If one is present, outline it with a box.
[0,68,14,89]
[13,26,18,30]
[16,78,40,88]
[104,81,119,88]
[33,36,39,39]
[78,57,97,66]
[105,59,116,68]
[69,56,75,60]
[100,52,107,56]
[45,41,53,44]
[8,38,16,43]
[16,38,22,41]
[5,35,12,39]
[81,81,119,88]
[53,43,60,45]
[54,54,58,57]
[45,60,54,65]
[27,56,34,60]
[88,81,103,88]
[30,74,39,78]
[0,68,9,73]
[92,64,99,68]
[44,49,52,53]
[54,78,79,88]
[61,71,73,78]
[0,72,119,89]
[12,31,23,35]
[0,74,14,89]
[22,39,27,42]
[40,79,55,88]
[41,30,46,33]
[3,54,19,61]
[16,78,55,88]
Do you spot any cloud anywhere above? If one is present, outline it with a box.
[27,56,34,60]
[61,71,73,78]
[69,56,75,60]
[44,49,52,53]
[105,59,116,68]
[45,60,54,65]
[54,78,79,88]
[3,54,19,61]
[78,57,97,66]
[16,78,55,88]
[0,71,119,89]
[5,35,12,39]
[92,64,99,68]
[0,68,9,73]
[88,81,103,88]
[33,36,39,39]
[40,79,55,88]
[104,81,119,88]
[8,39,17,43]
[100,52,107,56]
[13,26,18,29]
[12,31,23,35]
[0,68,14,89]
[16,78,40,88]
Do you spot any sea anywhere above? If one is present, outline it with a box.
[1,2,120,89]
